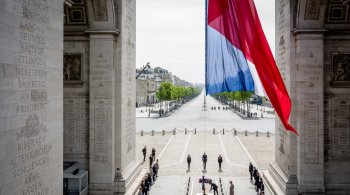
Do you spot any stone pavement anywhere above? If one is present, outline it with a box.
[136,91,275,133]
[136,133,274,194]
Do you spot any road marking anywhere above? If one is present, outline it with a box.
[157,135,175,160]
[234,135,258,167]
[180,133,192,163]
[190,180,194,195]
[218,134,230,164]
[218,134,247,169]
[160,133,192,168]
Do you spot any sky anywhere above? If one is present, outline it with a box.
[136,0,275,84]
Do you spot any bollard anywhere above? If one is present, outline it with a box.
[267,131,270,137]
[245,130,248,136]
[152,130,154,136]
[185,128,187,134]
[162,130,165,136]
[194,128,196,134]
[213,128,216,134]
[261,113,263,118]
[173,128,176,135]
[256,131,259,137]
[141,131,144,136]
[223,128,225,135]
[234,129,237,136]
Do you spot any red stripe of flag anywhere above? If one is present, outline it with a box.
[208,0,298,135]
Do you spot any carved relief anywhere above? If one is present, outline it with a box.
[16,114,47,140]
[93,0,108,21]
[64,54,82,84]
[331,53,350,87]
[305,0,320,20]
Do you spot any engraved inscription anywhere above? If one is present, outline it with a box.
[304,100,319,164]
[93,0,108,21]
[94,102,108,162]
[332,96,350,160]
[305,0,320,20]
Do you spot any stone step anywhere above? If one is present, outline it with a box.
[262,169,284,195]
[125,168,148,195]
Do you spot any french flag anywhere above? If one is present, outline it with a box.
[205,0,298,134]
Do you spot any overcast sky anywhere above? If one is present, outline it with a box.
[136,0,275,84]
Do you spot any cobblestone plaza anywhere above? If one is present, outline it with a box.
[135,94,275,194]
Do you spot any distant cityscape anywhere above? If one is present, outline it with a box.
[136,62,203,107]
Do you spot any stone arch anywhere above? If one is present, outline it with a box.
[268,0,350,194]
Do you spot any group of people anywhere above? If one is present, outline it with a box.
[186,153,224,172]
[211,106,229,111]
[249,162,265,194]
[139,146,159,195]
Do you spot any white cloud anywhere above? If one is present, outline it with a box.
[136,0,275,84]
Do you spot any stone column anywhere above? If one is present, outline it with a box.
[0,0,63,194]
[114,0,141,193]
[294,30,325,194]
[88,33,116,194]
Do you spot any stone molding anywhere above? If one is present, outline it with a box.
[85,29,120,36]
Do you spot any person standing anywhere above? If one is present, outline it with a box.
[259,179,265,195]
[152,164,157,181]
[149,155,153,168]
[187,154,191,170]
[229,181,234,195]
[249,162,254,180]
[142,146,147,162]
[218,155,223,171]
[155,159,159,177]
[202,153,208,171]
[151,148,156,159]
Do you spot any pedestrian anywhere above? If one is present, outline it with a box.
[187,154,191,170]
[151,148,156,159]
[209,181,219,195]
[142,146,147,162]
[249,162,253,180]
[143,179,149,195]
[202,152,208,170]
[155,159,159,177]
[147,172,153,186]
[259,179,265,195]
[253,167,257,180]
[152,164,157,181]
[149,155,153,168]
[255,172,260,191]
[229,181,234,195]
[218,155,223,171]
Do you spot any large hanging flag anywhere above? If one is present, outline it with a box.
[205,0,298,134]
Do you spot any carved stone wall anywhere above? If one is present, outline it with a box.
[270,0,350,194]
[0,0,64,194]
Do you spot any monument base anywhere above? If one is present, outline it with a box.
[115,160,142,195]
[89,160,142,195]
[263,161,298,195]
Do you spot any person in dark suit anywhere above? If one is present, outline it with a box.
[151,148,156,159]
[187,154,191,170]
[149,155,153,168]
[152,164,157,181]
[202,153,208,170]
[259,179,265,195]
[249,162,254,180]
[218,155,223,171]
[209,181,219,195]
[142,146,147,162]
